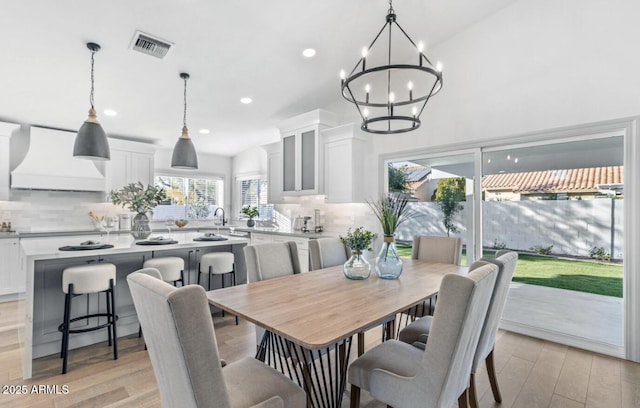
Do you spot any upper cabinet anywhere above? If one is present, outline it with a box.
[321,124,370,203]
[278,110,336,196]
[261,142,284,204]
[105,139,155,192]
[0,121,20,201]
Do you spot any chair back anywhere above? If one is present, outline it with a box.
[472,250,519,371]
[420,263,498,407]
[128,271,231,408]
[309,238,351,270]
[244,242,301,282]
[411,236,462,265]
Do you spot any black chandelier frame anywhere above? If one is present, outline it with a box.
[340,1,443,134]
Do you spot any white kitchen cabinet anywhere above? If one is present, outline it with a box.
[0,122,20,201]
[0,238,22,298]
[322,123,370,203]
[105,139,155,192]
[261,142,284,204]
[250,232,310,272]
[279,110,336,196]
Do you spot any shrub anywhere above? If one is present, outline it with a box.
[530,245,554,255]
[492,239,506,250]
[589,246,612,262]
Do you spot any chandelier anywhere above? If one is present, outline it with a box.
[340,0,443,134]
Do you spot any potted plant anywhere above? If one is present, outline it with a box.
[368,194,412,279]
[240,206,260,227]
[109,182,166,239]
[340,227,376,280]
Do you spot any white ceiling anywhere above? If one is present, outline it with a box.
[0,0,516,157]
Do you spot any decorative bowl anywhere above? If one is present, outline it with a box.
[175,219,189,228]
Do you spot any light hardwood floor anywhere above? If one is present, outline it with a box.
[0,300,639,408]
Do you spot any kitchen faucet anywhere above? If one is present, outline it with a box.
[214,207,227,226]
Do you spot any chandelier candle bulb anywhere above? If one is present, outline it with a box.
[436,61,443,72]
[365,84,371,103]
[408,81,413,100]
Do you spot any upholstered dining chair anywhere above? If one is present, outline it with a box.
[244,242,301,351]
[398,250,519,408]
[127,270,306,408]
[409,235,463,317]
[308,238,351,271]
[348,262,498,408]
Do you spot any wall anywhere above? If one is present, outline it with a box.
[367,0,640,179]
[394,200,624,259]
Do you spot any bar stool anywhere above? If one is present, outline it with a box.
[58,263,117,374]
[138,257,185,343]
[198,252,238,324]
[143,257,184,286]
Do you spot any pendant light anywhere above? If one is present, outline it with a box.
[73,42,111,160]
[171,72,198,169]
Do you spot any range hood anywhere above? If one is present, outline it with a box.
[11,126,106,191]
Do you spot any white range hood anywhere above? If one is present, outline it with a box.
[11,126,106,191]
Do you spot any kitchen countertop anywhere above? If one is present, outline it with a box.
[232,227,330,239]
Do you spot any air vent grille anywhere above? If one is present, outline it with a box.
[130,31,173,59]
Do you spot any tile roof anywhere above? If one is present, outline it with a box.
[482,166,623,193]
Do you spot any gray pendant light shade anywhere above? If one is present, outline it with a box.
[171,127,198,169]
[74,108,110,160]
[171,72,198,169]
[74,42,110,161]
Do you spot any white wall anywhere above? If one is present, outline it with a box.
[368,0,640,169]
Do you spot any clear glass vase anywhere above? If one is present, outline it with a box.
[132,213,152,240]
[375,235,403,279]
[343,251,371,280]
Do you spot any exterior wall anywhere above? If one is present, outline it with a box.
[393,199,624,259]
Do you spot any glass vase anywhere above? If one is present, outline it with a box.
[375,235,403,279]
[132,213,152,240]
[343,251,371,280]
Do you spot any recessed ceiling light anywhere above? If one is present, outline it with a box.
[240,97,253,104]
[103,109,117,116]
[302,48,316,58]
[199,129,210,134]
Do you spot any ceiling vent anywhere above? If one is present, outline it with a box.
[130,31,173,59]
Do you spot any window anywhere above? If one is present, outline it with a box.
[153,175,223,221]
[239,177,273,220]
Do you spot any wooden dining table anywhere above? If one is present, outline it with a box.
[206,259,468,408]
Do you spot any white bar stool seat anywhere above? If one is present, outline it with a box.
[198,252,237,324]
[143,257,184,286]
[58,263,118,374]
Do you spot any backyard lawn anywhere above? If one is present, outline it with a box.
[395,243,623,298]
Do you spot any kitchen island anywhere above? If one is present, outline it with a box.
[20,231,249,379]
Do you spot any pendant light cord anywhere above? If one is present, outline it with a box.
[183,76,188,129]
[89,49,96,110]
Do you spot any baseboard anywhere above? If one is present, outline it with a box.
[500,319,625,359]
[0,292,24,303]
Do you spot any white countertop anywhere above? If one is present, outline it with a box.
[20,231,249,261]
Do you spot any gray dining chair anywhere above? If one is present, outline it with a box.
[398,251,519,408]
[308,238,351,270]
[409,235,463,317]
[348,262,498,408]
[244,242,301,352]
[128,269,306,408]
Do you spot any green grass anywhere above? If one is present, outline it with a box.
[394,243,623,298]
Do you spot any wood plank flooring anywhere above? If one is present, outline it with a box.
[0,300,639,408]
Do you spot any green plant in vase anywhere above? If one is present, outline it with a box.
[340,227,376,280]
[240,206,260,227]
[109,182,166,239]
[368,194,412,279]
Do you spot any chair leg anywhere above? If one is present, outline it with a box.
[110,279,118,360]
[486,348,502,402]
[208,266,213,291]
[60,289,70,358]
[458,387,469,408]
[469,373,479,408]
[350,384,360,408]
[357,332,365,356]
